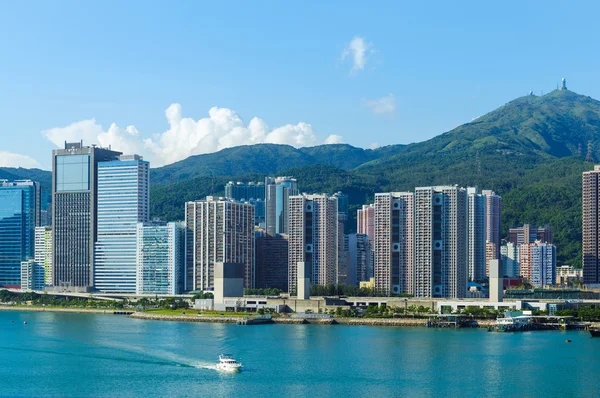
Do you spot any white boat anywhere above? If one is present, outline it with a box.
[215,354,242,372]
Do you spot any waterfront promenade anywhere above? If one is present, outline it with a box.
[129,311,497,328]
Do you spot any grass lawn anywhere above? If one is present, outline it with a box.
[144,309,252,317]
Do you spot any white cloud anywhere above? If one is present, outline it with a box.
[341,36,373,74]
[324,135,344,144]
[0,152,42,168]
[42,104,341,167]
[369,142,380,149]
[364,94,396,116]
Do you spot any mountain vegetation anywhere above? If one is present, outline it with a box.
[6,89,600,267]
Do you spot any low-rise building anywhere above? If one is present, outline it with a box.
[555,266,583,286]
[20,260,44,291]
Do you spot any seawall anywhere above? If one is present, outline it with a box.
[129,312,497,328]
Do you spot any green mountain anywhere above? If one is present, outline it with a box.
[150,89,600,266]
[6,89,600,266]
[150,143,405,184]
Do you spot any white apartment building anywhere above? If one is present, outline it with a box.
[34,226,52,287]
[288,194,338,293]
[185,197,255,291]
[414,186,467,298]
[373,192,414,296]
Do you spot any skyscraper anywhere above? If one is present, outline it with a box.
[265,177,298,237]
[357,204,375,244]
[482,190,502,259]
[52,142,121,291]
[373,192,414,296]
[94,155,149,293]
[224,181,265,226]
[185,197,254,291]
[345,233,373,287]
[225,181,265,202]
[529,242,556,288]
[255,233,289,292]
[583,165,600,284]
[288,194,338,293]
[136,222,184,295]
[467,188,486,282]
[0,180,40,288]
[519,242,532,281]
[509,224,552,245]
[414,186,467,298]
[35,226,53,286]
[334,192,349,285]
[500,242,519,278]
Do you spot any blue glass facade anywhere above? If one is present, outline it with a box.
[265,177,298,237]
[224,182,265,226]
[136,222,184,295]
[55,154,90,192]
[0,181,39,287]
[94,157,149,293]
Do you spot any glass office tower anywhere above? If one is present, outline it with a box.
[94,155,149,293]
[0,180,40,287]
[136,222,184,295]
[52,142,121,291]
[265,177,298,237]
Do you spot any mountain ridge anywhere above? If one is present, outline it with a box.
[4,88,600,266]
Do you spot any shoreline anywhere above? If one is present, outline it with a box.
[3,306,597,330]
[129,311,497,328]
[0,306,127,315]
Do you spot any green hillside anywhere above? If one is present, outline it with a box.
[7,89,600,266]
[150,143,405,184]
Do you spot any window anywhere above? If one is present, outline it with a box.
[56,155,90,192]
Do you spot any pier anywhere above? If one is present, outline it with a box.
[237,315,273,325]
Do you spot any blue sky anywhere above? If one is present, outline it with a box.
[1,0,599,169]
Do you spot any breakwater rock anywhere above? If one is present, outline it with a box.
[130,312,497,328]
[130,312,240,323]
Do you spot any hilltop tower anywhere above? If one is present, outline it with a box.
[586,141,595,163]
[559,78,567,91]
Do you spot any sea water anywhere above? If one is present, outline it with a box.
[1,311,598,397]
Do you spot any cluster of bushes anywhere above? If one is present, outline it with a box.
[310,284,414,298]
[244,288,282,296]
[556,308,600,321]
[0,290,125,309]
[0,290,191,310]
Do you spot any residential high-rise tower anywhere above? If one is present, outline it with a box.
[414,186,467,298]
[34,226,53,287]
[185,197,255,291]
[288,194,338,293]
[467,188,486,282]
[583,165,600,284]
[373,192,414,295]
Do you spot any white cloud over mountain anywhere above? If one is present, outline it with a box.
[42,104,340,167]
[0,152,42,168]
[324,135,344,144]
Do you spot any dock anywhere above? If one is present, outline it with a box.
[237,315,273,325]
[426,314,477,328]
